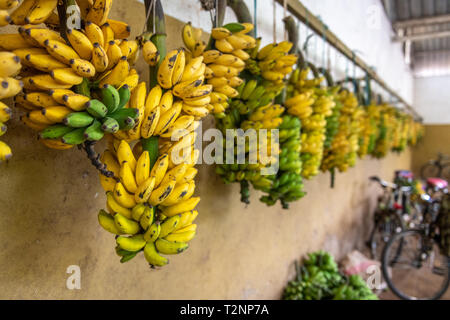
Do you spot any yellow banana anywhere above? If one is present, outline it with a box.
[67,28,93,60]
[157,49,180,89]
[98,210,122,235]
[106,19,131,39]
[181,56,204,82]
[164,230,196,243]
[24,53,66,72]
[9,0,35,25]
[176,210,199,230]
[101,22,114,52]
[134,176,156,204]
[28,109,53,125]
[158,215,180,238]
[232,49,250,61]
[158,90,173,113]
[116,234,146,252]
[139,206,154,230]
[99,56,129,88]
[106,191,132,219]
[0,0,19,10]
[150,153,169,187]
[44,39,80,64]
[142,40,159,67]
[143,242,168,267]
[0,33,29,50]
[113,182,137,209]
[117,140,136,172]
[182,22,196,52]
[215,38,234,53]
[69,58,96,78]
[0,52,21,77]
[182,104,209,118]
[25,0,57,25]
[119,161,138,193]
[155,238,188,255]
[86,0,112,25]
[76,0,92,19]
[140,106,160,139]
[171,49,185,86]
[148,179,176,206]
[61,93,90,111]
[114,212,140,234]
[91,42,108,72]
[154,101,182,135]
[50,68,83,85]
[85,21,105,47]
[161,197,200,217]
[144,84,162,114]
[160,182,190,206]
[41,106,72,122]
[0,101,11,123]
[131,203,147,221]
[173,223,197,234]
[143,222,160,242]
[211,27,232,40]
[106,40,122,70]
[0,76,23,99]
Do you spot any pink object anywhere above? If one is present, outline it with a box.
[427,178,448,189]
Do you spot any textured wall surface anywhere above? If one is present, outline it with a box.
[411,125,450,175]
[0,1,413,299]
[414,76,450,125]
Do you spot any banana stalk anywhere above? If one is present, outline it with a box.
[145,0,166,88]
[227,0,254,36]
[283,16,298,55]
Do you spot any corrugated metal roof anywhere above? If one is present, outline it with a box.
[384,0,450,77]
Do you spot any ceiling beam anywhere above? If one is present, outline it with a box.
[393,30,450,42]
[414,49,450,56]
[393,13,450,29]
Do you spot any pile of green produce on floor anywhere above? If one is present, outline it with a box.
[283,251,378,300]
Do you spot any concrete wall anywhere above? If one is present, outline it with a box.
[0,1,413,299]
[411,125,450,176]
[414,76,450,125]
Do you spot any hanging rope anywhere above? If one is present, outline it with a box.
[273,0,276,43]
[254,0,257,37]
[142,0,154,34]
[283,0,287,41]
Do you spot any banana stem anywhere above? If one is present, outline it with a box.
[239,179,250,205]
[80,141,118,180]
[330,167,335,188]
[57,0,78,42]
[142,136,159,170]
[283,16,298,54]
[227,0,254,37]
[145,0,166,88]
[317,67,334,87]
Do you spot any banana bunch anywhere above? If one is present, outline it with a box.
[36,84,134,148]
[1,2,137,140]
[246,40,297,97]
[286,68,335,179]
[283,251,378,300]
[357,103,378,158]
[321,89,360,173]
[0,50,23,161]
[182,22,256,116]
[97,138,200,267]
[259,115,305,208]
[371,104,397,158]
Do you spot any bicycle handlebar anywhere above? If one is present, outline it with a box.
[369,176,398,189]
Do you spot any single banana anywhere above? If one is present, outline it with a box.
[25,0,57,25]
[143,242,168,267]
[50,68,83,85]
[44,39,80,64]
[106,191,132,218]
[84,21,104,47]
[91,42,109,73]
[113,182,137,208]
[116,234,146,252]
[67,28,93,60]
[134,176,156,204]
[69,58,96,78]
[0,52,21,77]
[114,212,140,234]
[98,209,122,235]
[86,0,112,25]
[155,238,188,255]
[116,139,136,171]
[161,197,200,217]
[150,153,169,187]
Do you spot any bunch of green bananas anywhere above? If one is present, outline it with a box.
[283,251,378,300]
[259,115,304,208]
[38,84,134,146]
[357,103,378,158]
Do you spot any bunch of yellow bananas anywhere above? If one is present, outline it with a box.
[0,50,22,161]
[182,22,256,116]
[98,138,199,266]
[357,104,379,159]
[1,0,136,148]
[372,104,397,158]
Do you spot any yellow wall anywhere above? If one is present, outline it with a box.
[411,125,450,176]
[0,2,412,299]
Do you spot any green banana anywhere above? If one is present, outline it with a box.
[62,127,86,145]
[63,112,94,128]
[101,117,119,133]
[84,120,104,141]
[102,84,120,113]
[86,99,108,118]
[40,124,74,139]
[117,84,131,110]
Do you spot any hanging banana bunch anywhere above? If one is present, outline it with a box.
[182,21,256,116]
[96,0,207,267]
[1,0,136,150]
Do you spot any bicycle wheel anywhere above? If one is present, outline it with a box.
[369,212,404,260]
[421,163,440,180]
[441,164,450,182]
[382,230,450,300]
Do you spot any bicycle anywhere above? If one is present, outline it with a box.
[367,176,408,260]
[381,182,450,300]
[420,153,450,182]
